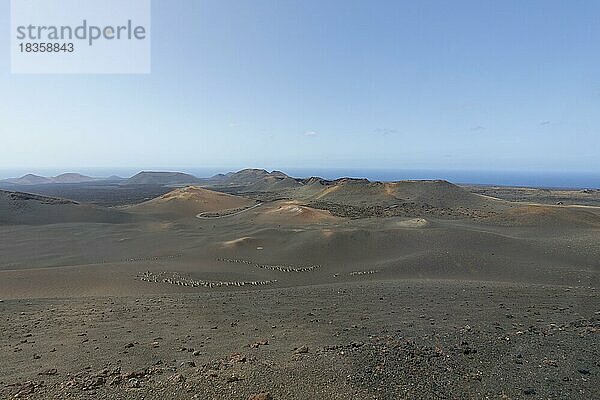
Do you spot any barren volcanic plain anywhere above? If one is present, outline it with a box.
[0,169,598,399]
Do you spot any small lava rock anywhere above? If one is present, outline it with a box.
[293,345,309,354]
[577,368,591,375]
[38,368,57,376]
[179,361,196,368]
[168,373,185,383]
[524,387,536,395]
[250,340,269,348]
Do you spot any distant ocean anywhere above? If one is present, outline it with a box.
[0,168,598,189]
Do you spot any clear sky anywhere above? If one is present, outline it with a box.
[1,0,599,174]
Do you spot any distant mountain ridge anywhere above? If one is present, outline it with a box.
[122,171,202,185]
[1,173,96,185]
[0,169,512,213]
[2,168,599,227]
[207,168,301,191]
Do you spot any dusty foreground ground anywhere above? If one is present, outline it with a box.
[1,280,598,400]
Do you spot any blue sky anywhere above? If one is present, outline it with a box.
[1,0,599,174]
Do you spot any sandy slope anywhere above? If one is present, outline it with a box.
[253,201,339,225]
[128,186,256,218]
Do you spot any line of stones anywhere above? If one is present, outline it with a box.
[124,254,183,263]
[349,270,379,276]
[138,270,276,288]
[216,257,320,272]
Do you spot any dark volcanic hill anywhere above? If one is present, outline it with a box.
[105,175,125,181]
[123,171,202,186]
[209,169,302,191]
[52,173,95,184]
[3,174,53,185]
[292,178,504,210]
[0,190,131,225]
[209,170,500,209]
[203,170,516,219]
[211,169,286,184]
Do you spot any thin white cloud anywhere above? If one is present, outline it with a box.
[373,128,398,136]
[304,131,319,137]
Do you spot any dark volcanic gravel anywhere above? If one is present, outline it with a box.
[0,280,598,399]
